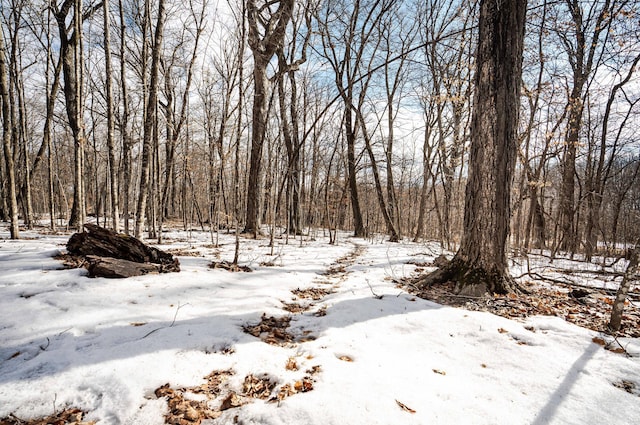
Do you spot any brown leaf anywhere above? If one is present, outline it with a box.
[220,391,243,411]
[592,337,606,346]
[285,357,298,371]
[395,399,416,413]
[432,369,446,375]
[498,328,508,334]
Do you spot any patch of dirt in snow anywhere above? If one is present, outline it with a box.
[406,280,640,338]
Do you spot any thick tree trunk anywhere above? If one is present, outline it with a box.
[417,0,527,296]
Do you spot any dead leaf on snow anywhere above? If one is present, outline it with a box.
[612,380,638,395]
[242,374,276,399]
[242,314,294,346]
[395,399,416,414]
[605,346,626,354]
[292,287,333,300]
[432,369,446,375]
[285,357,298,371]
[0,408,96,425]
[220,391,244,411]
[407,280,640,338]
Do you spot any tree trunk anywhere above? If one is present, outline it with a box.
[103,0,120,232]
[244,55,269,236]
[417,0,527,296]
[608,244,639,332]
[135,0,166,239]
[56,0,87,231]
[0,19,20,239]
[118,0,131,234]
[345,105,365,237]
[244,0,295,236]
[357,109,399,241]
[559,82,583,253]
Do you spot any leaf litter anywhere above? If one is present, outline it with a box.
[406,280,640,337]
[0,408,95,425]
[291,287,333,300]
[242,314,295,346]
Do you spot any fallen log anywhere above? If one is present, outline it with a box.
[66,223,180,278]
[85,255,164,278]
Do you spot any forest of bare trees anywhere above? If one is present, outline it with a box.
[1,0,639,260]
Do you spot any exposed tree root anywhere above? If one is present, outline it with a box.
[414,257,527,297]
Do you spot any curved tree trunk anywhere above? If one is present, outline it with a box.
[418,0,527,296]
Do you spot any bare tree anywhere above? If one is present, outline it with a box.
[609,241,639,332]
[243,0,295,236]
[134,0,166,239]
[556,0,623,253]
[54,0,102,231]
[118,0,132,234]
[103,0,120,232]
[418,0,527,295]
[583,52,640,260]
[317,0,398,238]
[0,17,19,239]
[275,3,311,236]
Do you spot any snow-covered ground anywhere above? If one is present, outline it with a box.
[1,225,639,424]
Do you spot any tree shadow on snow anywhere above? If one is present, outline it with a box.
[530,343,599,425]
[0,292,441,386]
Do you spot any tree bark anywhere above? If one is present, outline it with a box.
[244,0,295,236]
[55,0,89,231]
[609,244,639,332]
[558,0,614,254]
[118,0,132,234]
[417,0,527,296]
[135,0,166,239]
[0,19,20,239]
[103,0,120,232]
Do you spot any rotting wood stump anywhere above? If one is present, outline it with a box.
[66,223,180,278]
